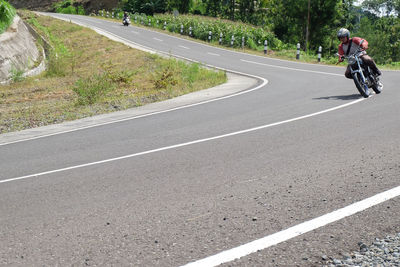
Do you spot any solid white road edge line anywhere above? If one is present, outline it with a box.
[0,98,364,184]
[241,59,343,76]
[0,76,267,147]
[181,185,400,267]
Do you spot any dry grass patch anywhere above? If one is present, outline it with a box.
[0,11,226,134]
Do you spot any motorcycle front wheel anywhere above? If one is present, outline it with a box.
[352,73,370,98]
[371,76,382,94]
[371,83,382,94]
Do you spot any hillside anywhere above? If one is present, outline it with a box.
[7,0,118,12]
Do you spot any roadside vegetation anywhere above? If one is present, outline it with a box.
[120,0,400,67]
[54,0,399,68]
[0,0,15,34]
[0,11,226,134]
[53,0,85,15]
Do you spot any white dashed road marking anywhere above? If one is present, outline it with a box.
[179,45,190,49]
[241,59,343,76]
[153,37,163,42]
[207,52,220,56]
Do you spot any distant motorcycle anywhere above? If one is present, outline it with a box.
[340,48,383,98]
[123,17,130,26]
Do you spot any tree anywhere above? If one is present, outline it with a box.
[123,0,166,15]
[362,0,400,17]
[237,0,255,22]
[355,14,400,63]
[205,0,221,17]
[167,0,191,13]
[266,0,342,51]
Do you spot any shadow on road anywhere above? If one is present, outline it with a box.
[313,94,362,100]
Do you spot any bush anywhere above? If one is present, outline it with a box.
[54,0,85,15]
[0,0,16,34]
[73,73,116,105]
[149,14,282,50]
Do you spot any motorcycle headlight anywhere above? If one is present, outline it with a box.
[348,57,356,65]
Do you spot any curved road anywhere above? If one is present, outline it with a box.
[1,14,399,266]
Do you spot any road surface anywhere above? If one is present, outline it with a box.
[1,13,399,266]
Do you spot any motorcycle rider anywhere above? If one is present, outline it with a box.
[337,28,382,80]
[123,11,129,25]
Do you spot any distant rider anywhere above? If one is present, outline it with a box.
[337,28,382,80]
[123,12,129,21]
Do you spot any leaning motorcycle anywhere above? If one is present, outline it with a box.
[123,17,130,26]
[341,48,383,98]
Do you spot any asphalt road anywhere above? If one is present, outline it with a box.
[1,14,399,266]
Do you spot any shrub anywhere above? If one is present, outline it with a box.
[73,73,116,105]
[151,14,282,49]
[0,0,16,34]
[10,67,24,82]
[54,0,85,15]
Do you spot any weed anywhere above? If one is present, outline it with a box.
[73,73,115,105]
[46,50,67,77]
[101,61,135,84]
[154,66,178,89]
[10,67,24,82]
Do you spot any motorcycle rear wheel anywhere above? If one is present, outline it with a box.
[352,73,370,98]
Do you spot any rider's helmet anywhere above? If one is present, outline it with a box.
[337,28,350,40]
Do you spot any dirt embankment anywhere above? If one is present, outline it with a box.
[7,0,119,12]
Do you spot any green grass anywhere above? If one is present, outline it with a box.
[0,0,16,34]
[0,11,226,134]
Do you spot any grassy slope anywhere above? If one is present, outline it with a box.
[0,11,226,134]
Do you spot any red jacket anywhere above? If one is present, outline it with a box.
[338,37,368,61]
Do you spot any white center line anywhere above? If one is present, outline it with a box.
[153,37,163,42]
[207,52,220,56]
[131,30,139,34]
[241,59,342,76]
[181,185,400,267]
[179,45,190,49]
[0,98,364,184]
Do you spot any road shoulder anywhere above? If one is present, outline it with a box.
[0,72,258,145]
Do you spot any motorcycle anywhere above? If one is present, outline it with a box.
[340,48,383,98]
[122,17,130,26]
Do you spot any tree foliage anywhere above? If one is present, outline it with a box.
[362,0,400,16]
[122,0,166,15]
[120,0,400,63]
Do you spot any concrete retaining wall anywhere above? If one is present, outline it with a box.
[0,15,40,83]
